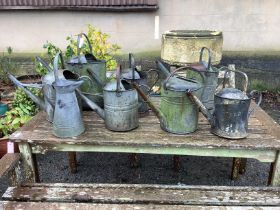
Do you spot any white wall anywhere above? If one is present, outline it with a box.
[0,0,279,53]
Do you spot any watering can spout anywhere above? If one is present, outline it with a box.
[132,83,165,121]
[186,90,214,125]
[76,89,105,120]
[8,73,47,111]
[156,60,171,77]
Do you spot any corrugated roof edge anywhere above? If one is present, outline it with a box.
[0,5,159,12]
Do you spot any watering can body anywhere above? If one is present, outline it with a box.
[66,33,106,108]
[134,66,204,134]
[189,69,262,139]
[78,65,139,132]
[52,80,85,138]
[103,83,139,131]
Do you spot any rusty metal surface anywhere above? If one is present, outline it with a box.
[2,183,280,206]
[0,0,159,11]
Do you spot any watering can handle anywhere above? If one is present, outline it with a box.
[199,47,211,71]
[163,66,206,91]
[35,56,53,73]
[145,69,160,93]
[247,90,262,119]
[77,33,93,57]
[53,51,65,82]
[222,69,248,92]
[116,65,122,94]
[129,53,137,81]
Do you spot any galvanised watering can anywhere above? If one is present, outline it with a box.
[8,53,66,122]
[189,47,220,111]
[121,53,159,114]
[133,66,205,134]
[52,59,85,138]
[77,65,139,131]
[188,68,262,139]
[66,33,106,108]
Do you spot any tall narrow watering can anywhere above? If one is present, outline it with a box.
[52,58,85,138]
[187,68,262,139]
[77,65,139,131]
[8,54,66,122]
[133,66,205,134]
[66,33,106,108]
[121,53,159,114]
[189,47,220,111]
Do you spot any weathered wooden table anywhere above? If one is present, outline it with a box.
[9,104,280,185]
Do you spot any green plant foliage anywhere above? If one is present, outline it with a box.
[35,24,121,76]
[65,25,121,70]
[0,107,32,137]
[0,47,16,84]
[0,88,42,137]
[12,88,42,116]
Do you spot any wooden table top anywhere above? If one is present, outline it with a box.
[9,105,280,150]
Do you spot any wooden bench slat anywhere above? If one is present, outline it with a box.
[3,183,280,206]
[0,153,21,178]
[1,201,279,210]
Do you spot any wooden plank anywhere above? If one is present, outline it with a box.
[271,151,280,186]
[18,143,38,183]
[1,202,278,210]
[9,111,280,150]
[3,183,280,206]
[253,103,280,138]
[0,153,20,178]
[31,143,276,163]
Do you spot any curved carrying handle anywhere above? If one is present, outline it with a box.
[77,33,93,57]
[145,69,160,93]
[163,66,205,91]
[199,47,211,71]
[116,65,122,94]
[53,52,65,82]
[247,90,262,119]
[35,56,53,73]
[222,69,248,92]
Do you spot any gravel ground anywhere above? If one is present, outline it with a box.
[0,98,277,198]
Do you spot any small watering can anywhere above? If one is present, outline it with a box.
[77,65,139,131]
[8,53,66,122]
[66,33,106,108]
[189,47,219,111]
[52,59,85,138]
[133,66,204,134]
[188,68,262,139]
[121,53,159,114]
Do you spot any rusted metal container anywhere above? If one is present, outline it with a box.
[161,30,223,65]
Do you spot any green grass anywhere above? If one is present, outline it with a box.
[249,79,280,93]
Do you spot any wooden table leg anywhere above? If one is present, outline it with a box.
[270,151,280,186]
[231,158,241,180]
[68,152,77,173]
[128,153,140,168]
[173,155,180,172]
[239,158,247,175]
[231,158,247,180]
[18,143,39,183]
